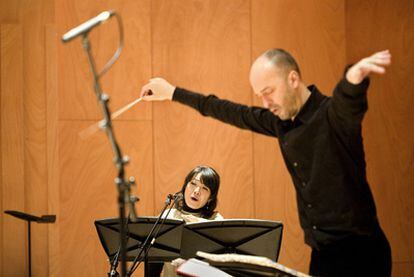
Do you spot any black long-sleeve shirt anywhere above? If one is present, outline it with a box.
[173,78,380,250]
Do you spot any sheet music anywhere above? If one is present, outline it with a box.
[196,251,311,277]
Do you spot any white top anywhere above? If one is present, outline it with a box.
[161,208,224,223]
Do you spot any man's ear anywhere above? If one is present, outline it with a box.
[288,70,300,88]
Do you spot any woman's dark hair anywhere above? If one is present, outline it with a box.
[175,165,220,219]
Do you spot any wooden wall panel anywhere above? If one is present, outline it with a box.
[251,0,345,95]
[151,0,253,218]
[57,0,152,121]
[22,1,50,275]
[251,0,346,272]
[1,23,26,276]
[0,1,22,23]
[346,0,414,275]
[46,23,60,276]
[0,21,2,277]
[58,121,154,276]
[393,263,414,277]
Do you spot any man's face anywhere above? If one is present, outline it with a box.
[249,57,299,120]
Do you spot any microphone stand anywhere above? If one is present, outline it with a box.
[81,33,136,277]
[127,194,177,276]
[108,212,133,277]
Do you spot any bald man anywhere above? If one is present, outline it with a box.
[140,49,392,276]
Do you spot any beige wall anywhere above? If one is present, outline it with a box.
[1,0,413,276]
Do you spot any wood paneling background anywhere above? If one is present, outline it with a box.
[346,0,414,274]
[0,0,413,276]
[250,1,346,270]
[1,23,26,277]
[151,0,254,219]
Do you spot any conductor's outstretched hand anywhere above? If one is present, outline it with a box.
[346,50,392,84]
[140,77,176,101]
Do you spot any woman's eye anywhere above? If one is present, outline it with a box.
[202,187,209,192]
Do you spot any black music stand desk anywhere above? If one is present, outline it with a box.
[180,219,283,276]
[4,210,56,277]
[95,217,184,273]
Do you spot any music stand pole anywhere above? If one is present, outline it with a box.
[4,210,56,277]
[28,221,31,277]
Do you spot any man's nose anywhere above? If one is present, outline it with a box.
[262,97,271,108]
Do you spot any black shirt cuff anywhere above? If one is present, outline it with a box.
[338,77,370,98]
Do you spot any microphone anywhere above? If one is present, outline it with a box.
[62,10,115,43]
[165,192,183,205]
[174,192,184,201]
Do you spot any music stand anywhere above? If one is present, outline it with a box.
[4,210,56,277]
[95,216,184,275]
[180,219,283,262]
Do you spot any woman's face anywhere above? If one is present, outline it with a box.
[184,173,211,210]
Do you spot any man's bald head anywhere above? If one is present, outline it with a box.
[260,48,301,78]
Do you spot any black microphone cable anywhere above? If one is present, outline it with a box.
[98,12,124,79]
